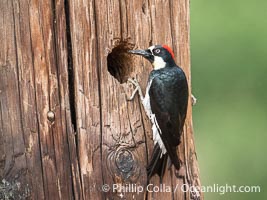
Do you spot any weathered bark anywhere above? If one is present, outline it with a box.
[0,0,202,199]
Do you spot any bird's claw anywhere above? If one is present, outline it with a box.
[126,87,139,101]
[127,77,140,87]
[191,94,197,106]
[126,78,144,101]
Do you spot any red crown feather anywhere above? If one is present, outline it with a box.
[162,45,175,59]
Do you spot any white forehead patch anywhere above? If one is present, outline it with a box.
[148,46,155,52]
[148,46,166,70]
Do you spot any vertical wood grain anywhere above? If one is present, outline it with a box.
[0,0,202,199]
[1,0,81,199]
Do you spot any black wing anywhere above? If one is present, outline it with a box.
[149,68,188,169]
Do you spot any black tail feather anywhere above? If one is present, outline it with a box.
[166,145,180,170]
[147,144,168,182]
[147,144,181,182]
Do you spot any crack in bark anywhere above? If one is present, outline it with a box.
[92,1,105,199]
[64,1,83,199]
[168,0,175,54]
[64,0,77,133]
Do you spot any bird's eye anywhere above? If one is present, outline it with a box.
[154,49,161,54]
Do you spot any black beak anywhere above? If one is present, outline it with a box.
[128,49,153,62]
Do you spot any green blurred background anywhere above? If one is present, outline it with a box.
[190,0,267,199]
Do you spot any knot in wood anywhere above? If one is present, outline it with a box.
[106,147,141,182]
[47,111,55,122]
[115,149,134,173]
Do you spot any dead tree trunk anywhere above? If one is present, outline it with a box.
[0,0,202,199]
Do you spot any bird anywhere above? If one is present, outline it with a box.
[127,45,189,182]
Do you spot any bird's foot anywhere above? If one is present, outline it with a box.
[127,77,144,101]
[191,94,197,106]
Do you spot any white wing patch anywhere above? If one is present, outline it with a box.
[142,79,153,117]
[151,114,167,156]
[141,78,167,156]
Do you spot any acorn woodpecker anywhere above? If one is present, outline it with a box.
[128,45,189,181]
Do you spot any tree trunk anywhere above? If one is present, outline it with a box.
[0,0,202,199]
